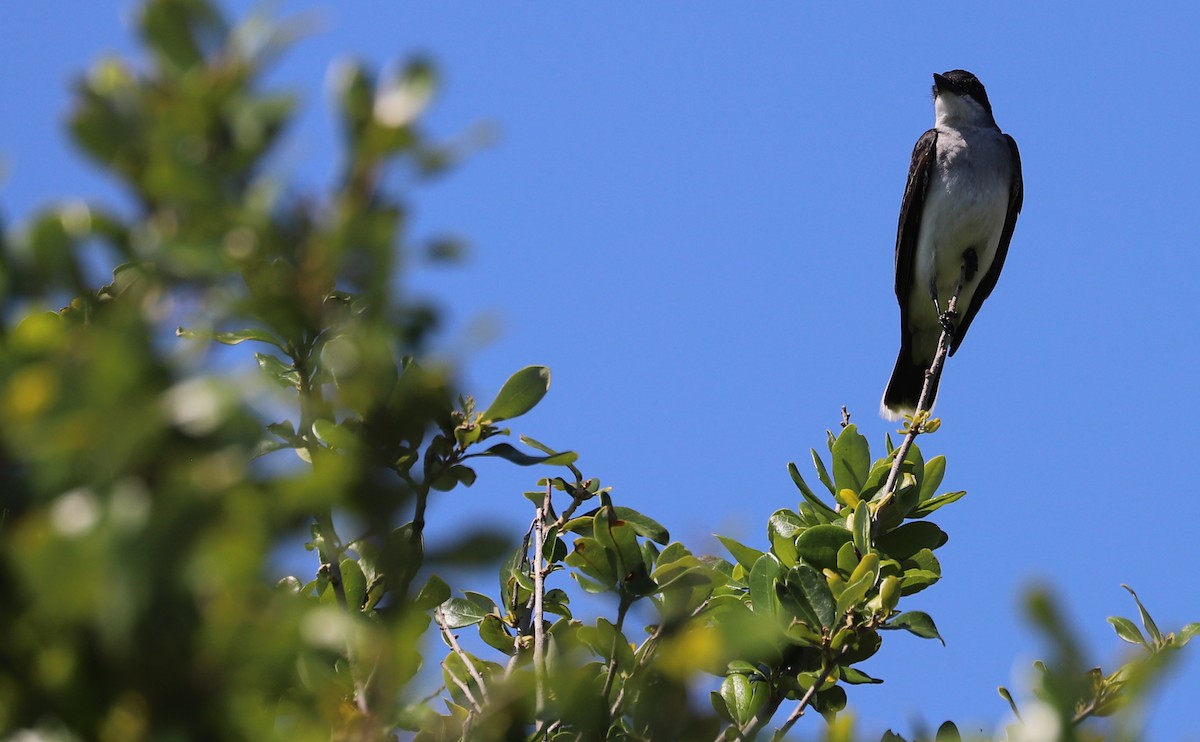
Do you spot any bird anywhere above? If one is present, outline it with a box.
[881,69,1024,420]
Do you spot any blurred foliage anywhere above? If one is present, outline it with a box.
[0,2,1194,741]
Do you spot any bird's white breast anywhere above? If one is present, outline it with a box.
[914,125,1012,304]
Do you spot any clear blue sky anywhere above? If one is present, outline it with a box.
[3,2,1198,738]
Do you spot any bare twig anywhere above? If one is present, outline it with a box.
[552,479,593,530]
[533,481,552,718]
[769,661,837,741]
[875,270,966,527]
[435,606,491,705]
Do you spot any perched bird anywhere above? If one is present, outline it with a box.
[881,69,1024,420]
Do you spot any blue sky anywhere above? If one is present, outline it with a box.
[4,2,1199,738]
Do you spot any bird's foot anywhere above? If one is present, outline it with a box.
[938,310,958,337]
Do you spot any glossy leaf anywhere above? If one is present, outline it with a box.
[439,596,489,629]
[481,365,550,422]
[795,525,853,571]
[1107,616,1148,648]
[768,509,803,567]
[811,449,835,495]
[179,326,284,350]
[749,554,784,619]
[415,574,451,610]
[919,455,947,501]
[908,490,967,518]
[721,672,767,727]
[887,610,944,645]
[312,419,359,450]
[479,615,514,655]
[717,535,764,571]
[840,666,883,685]
[877,522,948,560]
[851,499,870,556]
[472,442,577,467]
[788,461,838,521]
[792,564,836,630]
[255,352,302,389]
[1178,623,1200,646]
[611,506,670,545]
[565,537,617,589]
[1122,584,1162,645]
[831,423,870,494]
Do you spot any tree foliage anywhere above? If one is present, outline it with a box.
[0,2,1194,741]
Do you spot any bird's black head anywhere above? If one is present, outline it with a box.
[932,69,993,118]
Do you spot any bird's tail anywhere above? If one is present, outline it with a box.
[880,342,940,421]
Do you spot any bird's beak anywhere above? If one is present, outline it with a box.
[932,72,948,91]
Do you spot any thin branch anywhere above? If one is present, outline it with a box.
[875,271,966,527]
[533,481,552,718]
[769,661,837,741]
[609,598,712,720]
[436,607,491,705]
[445,669,482,713]
[600,596,633,703]
[552,479,592,530]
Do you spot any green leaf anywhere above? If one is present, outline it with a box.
[900,569,941,596]
[594,507,648,591]
[935,721,962,742]
[1107,616,1148,648]
[565,537,618,590]
[886,610,944,645]
[768,509,804,567]
[1177,622,1200,647]
[543,588,573,619]
[788,461,838,521]
[794,525,853,571]
[908,490,967,518]
[578,618,635,671]
[200,327,285,349]
[897,548,941,595]
[312,419,359,450]
[836,541,859,575]
[472,442,577,467]
[748,554,784,619]
[877,522,948,560]
[998,686,1020,718]
[840,666,883,685]
[1121,584,1162,645]
[716,535,764,572]
[482,366,550,422]
[831,423,871,494]
[255,352,302,389]
[720,672,769,727]
[710,690,735,724]
[850,500,870,556]
[611,506,669,545]
[479,614,514,655]
[339,558,367,610]
[837,553,879,618]
[919,456,947,501]
[792,564,836,630]
[814,684,847,716]
[415,574,451,610]
[811,449,835,495]
[439,592,495,629]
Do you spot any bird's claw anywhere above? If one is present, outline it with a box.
[938,310,957,337]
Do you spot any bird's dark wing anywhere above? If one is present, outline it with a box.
[894,129,938,332]
[949,133,1023,355]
